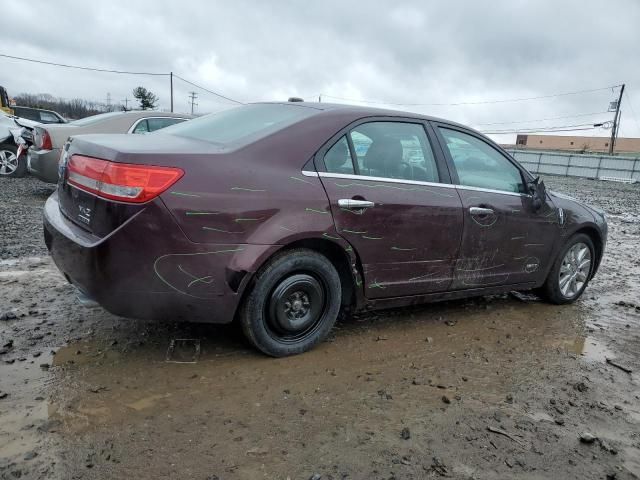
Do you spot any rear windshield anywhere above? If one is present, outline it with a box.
[70,112,126,126]
[159,104,317,146]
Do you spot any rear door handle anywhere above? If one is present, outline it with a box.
[338,199,375,209]
[469,207,494,216]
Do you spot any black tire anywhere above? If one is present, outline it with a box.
[539,233,595,305]
[0,143,27,178]
[239,248,342,357]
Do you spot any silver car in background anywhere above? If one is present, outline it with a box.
[28,111,191,183]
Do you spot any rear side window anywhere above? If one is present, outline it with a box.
[439,128,524,193]
[350,122,440,183]
[132,119,150,134]
[160,104,316,146]
[324,136,355,174]
[147,117,185,131]
[39,111,59,123]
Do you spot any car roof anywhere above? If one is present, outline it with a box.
[14,106,60,114]
[252,101,469,130]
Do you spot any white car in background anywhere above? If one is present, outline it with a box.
[0,113,38,177]
[27,111,191,183]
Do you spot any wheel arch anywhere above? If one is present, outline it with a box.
[233,236,365,322]
[572,225,604,278]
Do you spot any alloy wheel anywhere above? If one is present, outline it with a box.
[0,149,18,176]
[558,242,591,299]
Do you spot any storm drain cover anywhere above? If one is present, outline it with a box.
[166,339,201,363]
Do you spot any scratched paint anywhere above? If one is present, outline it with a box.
[178,265,215,288]
[202,226,244,234]
[342,228,367,234]
[170,191,200,197]
[340,208,367,215]
[289,176,315,185]
[230,187,266,192]
[391,246,417,251]
[334,182,454,198]
[361,235,383,240]
[185,211,220,216]
[305,208,329,214]
[234,218,262,222]
[153,248,244,299]
[322,233,341,240]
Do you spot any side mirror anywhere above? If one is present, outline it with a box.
[528,177,546,211]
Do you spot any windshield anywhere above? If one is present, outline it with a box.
[159,104,317,146]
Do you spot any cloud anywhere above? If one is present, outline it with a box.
[1,0,639,140]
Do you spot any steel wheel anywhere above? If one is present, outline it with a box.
[558,242,591,299]
[0,148,18,176]
[266,273,326,342]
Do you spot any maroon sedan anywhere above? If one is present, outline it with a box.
[44,102,607,356]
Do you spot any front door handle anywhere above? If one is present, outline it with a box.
[469,206,494,216]
[338,199,375,209]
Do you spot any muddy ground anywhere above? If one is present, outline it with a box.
[0,175,639,480]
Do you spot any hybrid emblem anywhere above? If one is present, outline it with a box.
[77,205,91,225]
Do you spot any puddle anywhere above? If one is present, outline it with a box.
[41,297,598,432]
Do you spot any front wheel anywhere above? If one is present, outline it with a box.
[540,233,595,304]
[239,248,342,357]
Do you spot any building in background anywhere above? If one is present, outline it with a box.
[512,134,640,155]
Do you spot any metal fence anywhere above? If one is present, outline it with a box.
[505,149,640,182]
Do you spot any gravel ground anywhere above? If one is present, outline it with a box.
[0,175,639,480]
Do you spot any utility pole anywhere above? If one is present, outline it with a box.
[188,91,198,115]
[122,97,130,111]
[609,83,625,155]
[318,94,322,103]
[105,92,111,110]
[170,72,174,113]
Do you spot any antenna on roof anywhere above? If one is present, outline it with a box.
[288,97,304,102]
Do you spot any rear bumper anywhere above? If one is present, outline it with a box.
[43,191,277,323]
[28,148,60,183]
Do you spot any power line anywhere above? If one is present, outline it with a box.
[473,111,611,126]
[624,90,640,136]
[0,53,168,76]
[480,121,611,134]
[482,127,601,135]
[188,91,198,115]
[173,74,243,104]
[321,84,622,107]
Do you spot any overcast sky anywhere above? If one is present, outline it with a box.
[1,0,640,143]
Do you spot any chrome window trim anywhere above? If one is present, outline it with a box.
[456,184,530,197]
[311,171,530,197]
[317,171,457,189]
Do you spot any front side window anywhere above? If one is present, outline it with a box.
[439,128,524,193]
[349,122,439,183]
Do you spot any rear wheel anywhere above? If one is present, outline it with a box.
[239,248,341,357]
[0,144,26,178]
[540,233,595,304]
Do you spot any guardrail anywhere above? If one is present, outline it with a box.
[505,149,640,182]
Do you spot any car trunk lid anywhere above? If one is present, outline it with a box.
[57,133,224,237]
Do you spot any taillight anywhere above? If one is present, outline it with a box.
[67,155,184,203]
[36,128,52,150]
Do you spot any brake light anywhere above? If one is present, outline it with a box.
[37,128,52,150]
[67,155,184,203]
